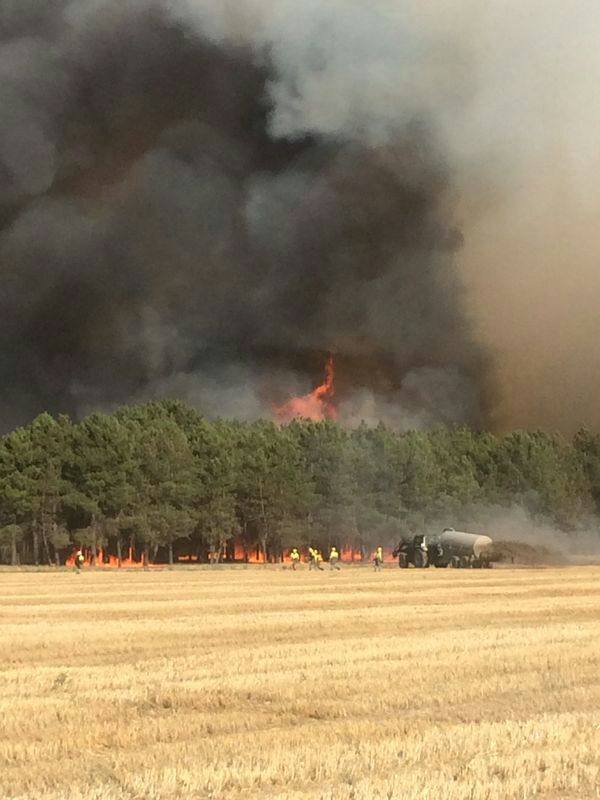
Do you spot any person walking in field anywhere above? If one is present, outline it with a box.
[373,546,384,572]
[329,547,341,570]
[74,550,85,573]
[315,550,325,571]
[308,547,316,571]
[290,548,301,570]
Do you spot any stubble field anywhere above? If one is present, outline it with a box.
[1,565,599,800]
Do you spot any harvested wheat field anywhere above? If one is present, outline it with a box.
[1,566,600,800]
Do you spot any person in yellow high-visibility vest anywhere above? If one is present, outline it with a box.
[74,550,85,573]
[290,548,301,570]
[308,546,316,571]
[329,546,341,570]
[314,549,325,571]
[373,546,384,571]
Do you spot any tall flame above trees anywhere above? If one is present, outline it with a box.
[275,357,337,423]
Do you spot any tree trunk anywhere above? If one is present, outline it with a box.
[241,520,249,563]
[39,495,52,566]
[168,540,174,567]
[47,521,58,566]
[11,529,18,566]
[32,524,39,566]
[220,536,228,564]
[259,534,268,565]
[91,521,97,567]
[116,537,122,568]
[143,542,150,569]
[257,482,269,565]
[41,529,52,566]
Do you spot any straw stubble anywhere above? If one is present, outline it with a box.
[1,566,599,799]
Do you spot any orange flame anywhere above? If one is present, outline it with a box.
[234,543,266,563]
[275,356,337,423]
[64,541,396,567]
[340,548,364,562]
[66,546,148,568]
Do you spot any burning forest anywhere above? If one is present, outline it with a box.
[1,1,600,434]
[2,2,600,565]
[1,401,600,568]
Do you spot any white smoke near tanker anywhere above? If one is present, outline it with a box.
[456,504,600,565]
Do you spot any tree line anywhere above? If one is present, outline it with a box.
[0,400,599,565]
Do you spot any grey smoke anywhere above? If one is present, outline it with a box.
[0,0,490,430]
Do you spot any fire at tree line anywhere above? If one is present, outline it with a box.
[1,400,600,567]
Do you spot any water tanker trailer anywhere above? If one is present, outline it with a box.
[393,528,493,569]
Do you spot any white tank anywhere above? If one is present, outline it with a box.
[438,529,492,558]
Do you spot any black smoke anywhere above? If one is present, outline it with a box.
[0,0,488,431]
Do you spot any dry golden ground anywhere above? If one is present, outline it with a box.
[1,565,600,800]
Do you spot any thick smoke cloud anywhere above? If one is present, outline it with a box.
[8,0,595,433]
[451,1,600,433]
[0,0,488,430]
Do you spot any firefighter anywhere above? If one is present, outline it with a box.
[74,550,85,573]
[329,546,341,570]
[373,546,383,571]
[315,549,325,571]
[308,546,316,571]
[290,548,301,570]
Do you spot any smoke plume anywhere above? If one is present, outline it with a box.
[1,1,596,432]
